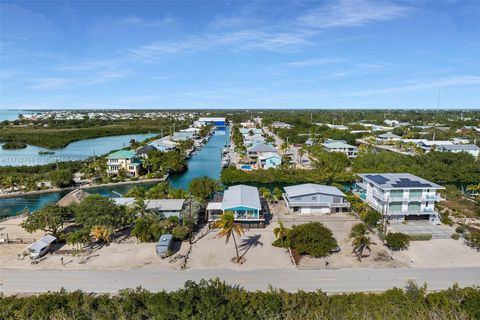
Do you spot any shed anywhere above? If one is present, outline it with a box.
[156,234,173,257]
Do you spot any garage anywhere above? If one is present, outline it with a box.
[405,214,430,221]
[299,207,331,214]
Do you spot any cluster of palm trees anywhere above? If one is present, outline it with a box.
[1,175,39,193]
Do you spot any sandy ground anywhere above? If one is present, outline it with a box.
[0,241,189,271]
[271,201,480,270]
[393,239,480,268]
[0,217,45,243]
[186,225,293,270]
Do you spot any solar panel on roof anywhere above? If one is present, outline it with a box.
[365,174,390,185]
[391,178,432,188]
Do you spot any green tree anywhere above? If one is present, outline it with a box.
[188,176,222,202]
[66,229,91,252]
[21,204,71,237]
[285,222,338,258]
[131,214,163,242]
[73,194,123,229]
[350,223,374,261]
[385,232,410,251]
[215,212,244,263]
[272,220,289,247]
[48,169,74,188]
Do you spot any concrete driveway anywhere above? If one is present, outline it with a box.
[389,221,453,239]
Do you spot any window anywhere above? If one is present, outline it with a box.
[311,196,317,201]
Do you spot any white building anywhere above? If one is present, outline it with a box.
[436,144,480,158]
[283,184,350,214]
[322,140,358,158]
[376,132,401,143]
[355,173,444,224]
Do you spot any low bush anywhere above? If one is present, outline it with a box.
[283,222,338,258]
[172,225,191,241]
[440,211,454,226]
[385,232,410,251]
[465,229,480,251]
[451,233,460,240]
[408,233,432,241]
[455,225,466,234]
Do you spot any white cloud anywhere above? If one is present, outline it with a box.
[30,70,127,89]
[350,76,480,96]
[118,15,175,27]
[299,0,409,29]
[283,58,345,66]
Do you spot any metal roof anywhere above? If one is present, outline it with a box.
[29,235,57,252]
[322,142,357,149]
[284,183,346,198]
[108,150,137,159]
[438,144,479,151]
[259,152,281,160]
[377,132,401,139]
[222,185,261,210]
[113,198,185,211]
[248,143,277,153]
[206,202,222,210]
[358,173,444,190]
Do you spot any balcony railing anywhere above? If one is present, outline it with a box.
[284,195,350,208]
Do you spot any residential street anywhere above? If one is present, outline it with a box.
[1,267,479,294]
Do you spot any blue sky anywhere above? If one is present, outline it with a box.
[0,0,479,109]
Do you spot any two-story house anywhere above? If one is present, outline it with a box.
[206,185,264,227]
[322,140,358,158]
[355,173,444,224]
[283,183,350,214]
[106,150,142,177]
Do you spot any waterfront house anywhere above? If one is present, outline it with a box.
[172,131,196,142]
[436,144,480,157]
[113,198,186,218]
[149,138,177,152]
[322,141,358,158]
[247,143,277,158]
[259,152,282,169]
[106,150,142,177]
[283,184,350,214]
[355,173,444,224]
[376,132,401,143]
[136,145,157,158]
[207,185,264,227]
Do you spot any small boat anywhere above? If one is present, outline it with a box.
[38,151,55,155]
[221,156,230,167]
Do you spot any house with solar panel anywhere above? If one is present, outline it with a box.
[355,173,444,224]
[283,183,350,214]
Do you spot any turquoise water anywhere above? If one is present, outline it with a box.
[0,133,156,167]
[169,127,229,189]
[0,109,32,121]
[0,127,229,215]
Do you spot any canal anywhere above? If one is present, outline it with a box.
[0,127,229,216]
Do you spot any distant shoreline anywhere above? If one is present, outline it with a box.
[0,176,168,199]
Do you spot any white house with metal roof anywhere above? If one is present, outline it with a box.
[322,140,358,158]
[247,143,277,158]
[436,144,479,157]
[376,132,401,143]
[283,183,350,214]
[113,198,186,218]
[207,185,264,226]
[355,173,444,224]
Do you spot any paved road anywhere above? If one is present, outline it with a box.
[1,267,479,294]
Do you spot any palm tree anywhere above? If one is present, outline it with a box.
[215,211,244,263]
[350,223,374,262]
[273,220,289,246]
[134,198,150,218]
[298,148,305,165]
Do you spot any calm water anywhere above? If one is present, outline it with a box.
[0,127,229,215]
[0,133,156,166]
[169,127,229,189]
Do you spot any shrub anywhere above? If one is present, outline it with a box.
[385,232,410,251]
[408,234,432,241]
[455,225,466,234]
[172,225,191,241]
[362,210,382,227]
[451,233,460,240]
[284,222,337,258]
[440,211,454,226]
[465,229,480,251]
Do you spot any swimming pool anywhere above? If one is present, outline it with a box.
[240,165,253,170]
